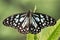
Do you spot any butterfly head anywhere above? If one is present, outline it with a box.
[26,10,32,17]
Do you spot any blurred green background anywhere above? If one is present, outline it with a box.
[0,0,60,40]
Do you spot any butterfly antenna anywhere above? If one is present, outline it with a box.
[33,5,37,13]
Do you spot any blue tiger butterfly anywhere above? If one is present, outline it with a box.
[3,10,56,34]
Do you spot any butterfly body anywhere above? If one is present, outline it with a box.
[3,10,56,34]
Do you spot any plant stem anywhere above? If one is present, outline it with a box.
[34,34,39,40]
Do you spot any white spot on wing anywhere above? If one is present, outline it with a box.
[26,28,29,30]
[38,27,40,29]
[40,14,44,18]
[43,23,46,26]
[13,23,17,26]
[16,19,18,23]
[31,28,33,30]
[35,17,40,22]
[22,17,29,28]
[32,17,37,28]
[14,18,18,23]
[7,18,9,20]
[41,19,44,23]
[6,21,9,23]
[10,18,13,21]
[19,27,22,29]
[17,26,19,27]
[46,15,48,18]
[34,29,35,31]
[50,18,53,20]
[36,30,38,31]
[16,15,19,18]
[42,18,45,20]
[11,16,13,18]
[19,17,25,22]
[50,21,53,23]
[10,22,12,25]
[21,30,23,31]
[18,23,20,25]
[39,22,41,24]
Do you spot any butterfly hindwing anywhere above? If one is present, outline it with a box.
[29,13,41,34]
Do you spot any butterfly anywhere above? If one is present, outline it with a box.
[3,10,56,34]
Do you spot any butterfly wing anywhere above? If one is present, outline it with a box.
[29,13,56,34]
[29,17,41,34]
[33,13,56,27]
[3,12,56,34]
[3,13,29,34]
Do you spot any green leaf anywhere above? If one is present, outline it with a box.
[26,33,34,40]
[27,33,39,40]
[47,19,60,40]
